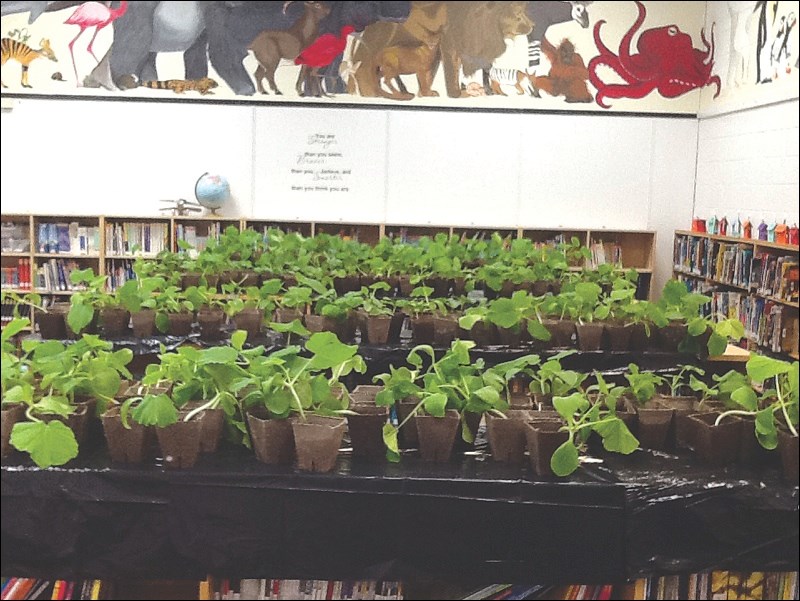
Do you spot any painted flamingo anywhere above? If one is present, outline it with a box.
[64,0,128,84]
[295,25,356,96]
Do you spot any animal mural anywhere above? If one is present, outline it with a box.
[1,36,56,87]
[525,1,593,74]
[0,1,720,112]
[589,1,720,108]
[531,37,593,102]
[248,1,331,95]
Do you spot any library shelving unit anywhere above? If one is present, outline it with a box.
[673,229,799,360]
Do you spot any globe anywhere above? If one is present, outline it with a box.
[195,172,230,214]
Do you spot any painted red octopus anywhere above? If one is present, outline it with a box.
[588,1,720,108]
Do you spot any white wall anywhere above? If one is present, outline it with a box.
[694,99,800,226]
[1,97,698,295]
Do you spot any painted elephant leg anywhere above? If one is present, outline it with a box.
[184,30,210,80]
[140,52,159,82]
[109,1,158,88]
[204,3,255,96]
[83,49,116,90]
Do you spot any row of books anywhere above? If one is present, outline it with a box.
[588,240,623,268]
[105,259,136,291]
[0,579,103,600]
[1,299,31,326]
[200,579,403,600]
[465,572,799,600]
[674,235,798,302]
[175,222,225,255]
[710,291,789,353]
[37,223,100,255]
[35,259,86,293]
[104,222,169,257]
[1,222,30,253]
[1,260,32,290]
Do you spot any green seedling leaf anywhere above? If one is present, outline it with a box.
[383,423,400,463]
[422,392,447,417]
[35,396,74,417]
[198,346,240,365]
[11,420,79,468]
[527,319,552,341]
[269,319,310,337]
[707,332,728,357]
[746,355,793,383]
[550,439,579,477]
[131,393,179,427]
[1,318,30,340]
[307,332,358,370]
[553,392,589,422]
[755,407,778,450]
[67,302,93,334]
[730,385,758,411]
[593,418,639,454]
[687,317,708,337]
[231,329,247,351]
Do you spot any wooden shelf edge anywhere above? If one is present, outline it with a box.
[1,251,32,257]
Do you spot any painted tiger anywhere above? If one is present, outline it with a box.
[1,38,57,88]
[139,77,219,95]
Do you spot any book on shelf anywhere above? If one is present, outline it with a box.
[1,221,30,253]
[35,259,86,293]
[1,259,32,291]
[37,222,99,255]
[105,221,169,257]
[105,259,136,291]
[588,239,622,268]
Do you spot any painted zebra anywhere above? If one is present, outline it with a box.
[1,37,56,88]
[525,1,592,74]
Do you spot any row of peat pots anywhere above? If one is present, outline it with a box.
[2,385,796,484]
[37,304,692,354]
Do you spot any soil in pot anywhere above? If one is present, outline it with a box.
[410,315,435,345]
[469,321,498,347]
[292,415,346,472]
[657,322,688,352]
[350,385,383,405]
[203,274,220,291]
[398,275,414,297]
[575,322,604,351]
[232,308,264,339]
[604,321,632,351]
[486,410,536,464]
[156,412,204,469]
[689,412,742,466]
[395,398,420,448]
[532,392,553,410]
[543,319,576,348]
[433,316,459,347]
[425,277,450,297]
[525,420,569,478]
[247,407,295,465]
[549,280,562,295]
[167,312,194,337]
[217,270,241,288]
[736,415,774,466]
[531,280,550,296]
[654,395,698,449]
[197,309,224,342]
[304,314,335,334]
[452,277,466,296]
[1,403,25,458]
[99,308,130,338]
[274,307,304,324]
[131,309,156,338]
[185,402,224,453]
[102,406,155,464]
[37,304,69,339]
[238,270,260,288]
[359,274,378,289]
[508,393,533,410]
[346,405,389,460]
[633,401,673,450]
[181,273,202,289]
[496,325,523,348]
[628,322,650,351]
[415,410,460,462]
[333,275,360,295]
[778,430,799,485]
[363,315,393,345]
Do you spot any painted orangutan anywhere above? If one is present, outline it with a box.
[531,37,593,103]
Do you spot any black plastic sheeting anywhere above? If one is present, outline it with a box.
[2,431,796,584]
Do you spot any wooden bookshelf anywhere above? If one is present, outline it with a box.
[673,230,799,361]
